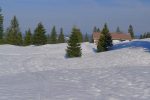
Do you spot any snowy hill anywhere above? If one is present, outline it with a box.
[0,39,150,100]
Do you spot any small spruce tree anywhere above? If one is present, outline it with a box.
[58,28,65,43]
[66,27,82,58]
[128,25,134,39]
[49,26,57,44]
[0,8,3,40]
[16,32,23,46]
[33,22,47,45]
[97,34,107,52]
[97,23,112,52]
[24,29,32,45]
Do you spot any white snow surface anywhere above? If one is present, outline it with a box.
[0,39,150,100]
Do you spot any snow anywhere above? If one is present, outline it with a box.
[0,39,150,100]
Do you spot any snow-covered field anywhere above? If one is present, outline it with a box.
[0,39,150,100]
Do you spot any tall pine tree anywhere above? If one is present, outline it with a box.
[24,29,32,46]
[6,16,21,45]
[97,23,112,52]
[66,27,82,58]
[0,8,3,40]
[33,22,47,45]
[128,25,134,39]
[49,26,57,44]
[58,28,65,43]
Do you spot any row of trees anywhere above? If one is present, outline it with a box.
[93,25,135,39]
[0,9,91,45]
[2,16,66,46]
[140,32,150,39]
[0,8,3,43]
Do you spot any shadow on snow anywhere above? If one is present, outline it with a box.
[111,41,150,53]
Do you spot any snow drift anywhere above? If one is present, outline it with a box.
[0,39,150,100]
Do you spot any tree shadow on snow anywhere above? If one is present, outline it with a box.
[92,48,98,53]
[111,41,150,53]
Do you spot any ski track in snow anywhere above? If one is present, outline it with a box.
[0,39,150,100]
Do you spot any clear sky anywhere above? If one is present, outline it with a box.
[1,0,150,35]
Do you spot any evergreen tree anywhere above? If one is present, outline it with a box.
[97,28,100,32]
[97,34,107,52]
[0,8,3,40]
[93,26,97,33]
[49,26,57,44]
[90,34,94,43]
[97,23,112,52]
[66,27,82,58]
[24,29,32,45]
[58,28,65,43]
[73,26,83,42]
[6,16,21,45]
[103,23,112,47]
[116,26,121,33]
[84,33,89,42]
[16,32,23,46]
[128,25,134,39]
[33,22,47,45]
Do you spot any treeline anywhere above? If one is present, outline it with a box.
[0,9,91,45]
[140,32,150,39]
[0,16,66,45]
[0,15,92,45]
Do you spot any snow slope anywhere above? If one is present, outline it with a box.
[0,39,150,100]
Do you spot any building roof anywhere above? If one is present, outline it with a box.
[93,32,132,40]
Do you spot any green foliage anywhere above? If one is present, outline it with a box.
[97,34,107,52]
[116,26,121,33]
[0,8,3,40]
[5,16,21,45]
[24,29,32,46]
[33,22,47,45]
[58,28,65,43]
[49,26,57,44]
[128,25,134,39]
[72,27,83,43]
[84,33,89,42]
[97,23,112,52]
[66,27,82,58]
[16,32,23,46]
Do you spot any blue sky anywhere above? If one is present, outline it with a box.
[1,0,150,35]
